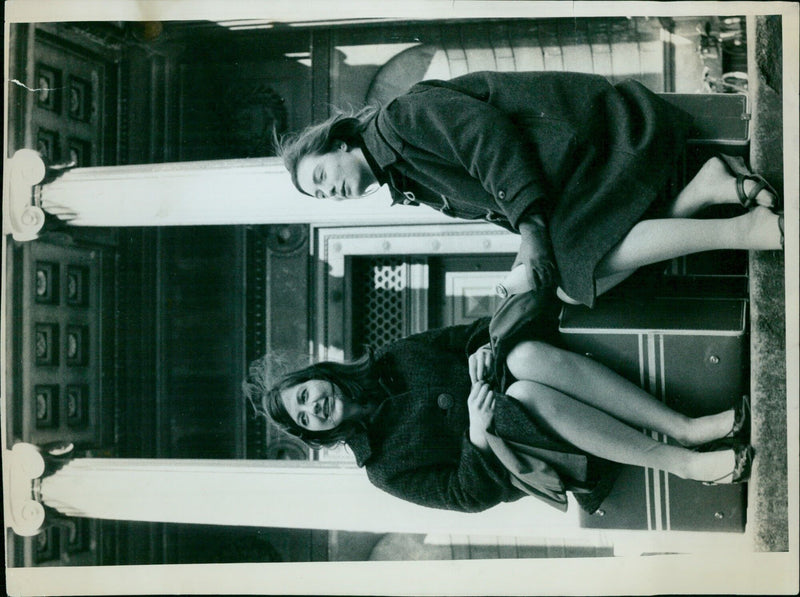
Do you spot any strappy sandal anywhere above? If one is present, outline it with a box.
[718,153,782,212]
[724,395,751,440]
[703,442,755,486]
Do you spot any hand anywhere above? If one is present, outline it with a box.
[467,381,495,451]
[468,343,494,383]
[515,215,556,290]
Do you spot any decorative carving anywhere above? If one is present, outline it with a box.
[34,323,59,366]
[64,518,89,552]
[67,138,91,168]
[34,261,60,304]
[264,224,307,254]
[67,75,92,122]
[4,443,47,537]
[4,149,47,241]
[34,526,61,562]
[34,64,62,113]
[34,385,60,428]
[265,437,309,461]
[65,325,89,366]
[66,385,89,428]
[36,128,60,162]
[66,265,89,306]
[4,442,81,538]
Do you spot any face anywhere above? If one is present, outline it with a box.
[296,143,377,200]
[280,379,354,432]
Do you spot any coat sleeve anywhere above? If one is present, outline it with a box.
[367,432,515,512]
[379,79,549,228]
[401,319,489,359]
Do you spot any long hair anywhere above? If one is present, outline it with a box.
[243,349,378,449]
[274,105,379,196]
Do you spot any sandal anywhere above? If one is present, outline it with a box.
[703,442,755,485]
[724,395,751,440]
[718,153,782,212]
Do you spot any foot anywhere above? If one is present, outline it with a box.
[669,157,778,216]
[724,395,750,440]
[702,443,755,485]
[717,154,780,210]
[733,206,784,251]
[680,408,737,447]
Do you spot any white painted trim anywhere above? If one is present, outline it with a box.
[314,222,519,361]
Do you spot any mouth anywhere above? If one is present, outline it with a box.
[323,395,330,419]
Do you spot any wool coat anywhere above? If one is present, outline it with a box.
[359,70,694,307]
[346,319,618,513]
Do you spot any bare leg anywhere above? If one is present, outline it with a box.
[596,206,781,277]
[505,341,734,446]
[555,158,782,302]
[506,380,736,482]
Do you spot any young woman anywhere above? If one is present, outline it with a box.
[244,316,753,514]
[277,70,783,307]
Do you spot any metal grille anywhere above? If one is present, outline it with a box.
[353,257,407,351]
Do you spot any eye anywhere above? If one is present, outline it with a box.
[298,388,306,404]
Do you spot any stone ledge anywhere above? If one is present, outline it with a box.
[747,14,788,553]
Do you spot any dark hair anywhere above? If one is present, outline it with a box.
[243,349,378,449]
[274,105,378,196]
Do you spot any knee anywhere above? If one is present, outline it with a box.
[506,380,561,420]
[506,341,565,382]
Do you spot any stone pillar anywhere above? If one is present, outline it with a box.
[4,442,578,538]
[4,151,449,240]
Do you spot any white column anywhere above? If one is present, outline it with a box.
[5,443,577,537]
[36,155,451,227]
[5,443,752,555]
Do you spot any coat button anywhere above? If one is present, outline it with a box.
[437,393,454,410]
[497,190,506,200]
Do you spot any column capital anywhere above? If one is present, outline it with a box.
[3,149,47,242]
[4,443,47,536]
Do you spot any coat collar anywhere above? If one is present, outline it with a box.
[360,111,400,170]
[346,352,402,467]
[347,431,372,467]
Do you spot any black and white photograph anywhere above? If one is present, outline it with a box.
[2,1,798,595]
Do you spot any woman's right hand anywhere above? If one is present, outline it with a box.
[467,381,495,452]
[468,343,494,383]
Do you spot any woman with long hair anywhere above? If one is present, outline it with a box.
[276,70,783,306]
[244,315,752,514]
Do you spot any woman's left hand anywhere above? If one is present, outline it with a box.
[467,381,496,452]
[469,343,494,383]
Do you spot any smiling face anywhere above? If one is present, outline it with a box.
[280,379,355,432]
[295,143,377,200]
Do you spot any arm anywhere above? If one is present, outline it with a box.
[514,211,556,289]
[368,383,505,513]
[404,320,487,359]
[381,85,549,229]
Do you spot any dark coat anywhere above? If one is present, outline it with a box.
[346,319,616,513]
[360,70,693,307]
